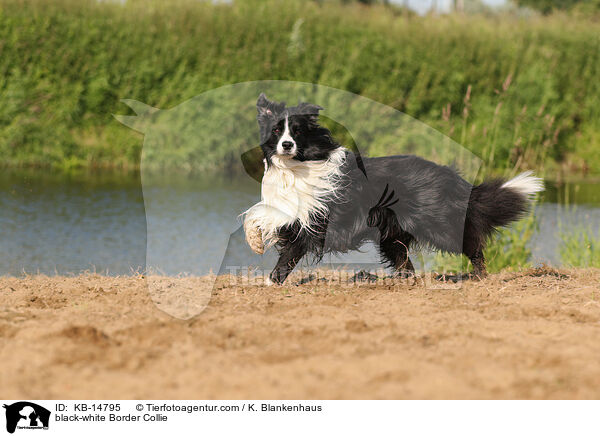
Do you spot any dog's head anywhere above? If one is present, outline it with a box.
[256,93,339,164]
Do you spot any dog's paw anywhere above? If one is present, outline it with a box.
[244,223,264,255]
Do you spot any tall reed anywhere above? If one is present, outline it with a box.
[0,0,599,173]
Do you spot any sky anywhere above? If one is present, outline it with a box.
[394,0,507,14]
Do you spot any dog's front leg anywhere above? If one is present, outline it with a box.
[268,243,307,285]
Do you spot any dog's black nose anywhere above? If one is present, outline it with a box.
[281,141,294,151]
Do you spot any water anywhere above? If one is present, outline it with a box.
[0,171,147,275]
[1,169,599,276]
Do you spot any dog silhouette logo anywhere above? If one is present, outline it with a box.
[3,402,50,434]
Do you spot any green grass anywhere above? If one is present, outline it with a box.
[559,208,600,267]
[560,228,600,267]
[1,0,599,173]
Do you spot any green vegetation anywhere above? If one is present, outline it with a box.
[515,0,600,14]
[559,208,600,267]
[1,0,599,174]
[560,227,600,267]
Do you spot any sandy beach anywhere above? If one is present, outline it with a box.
[1,267,599,399]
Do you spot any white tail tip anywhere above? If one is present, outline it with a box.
[501,171,544,200]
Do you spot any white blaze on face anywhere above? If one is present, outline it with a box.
[276,115,297,157]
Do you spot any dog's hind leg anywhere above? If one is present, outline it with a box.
[379,230,415,277]
[463,238,487,279]
[467,247,487,279]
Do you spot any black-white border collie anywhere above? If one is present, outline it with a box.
[244,93,544,285]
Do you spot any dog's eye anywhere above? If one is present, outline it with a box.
[272,128,281,134]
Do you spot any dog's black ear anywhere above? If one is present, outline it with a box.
[257,93,286,117]
[296,102,324,115]
[257,93,273,116]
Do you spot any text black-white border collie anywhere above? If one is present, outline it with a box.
[244,93,544,285]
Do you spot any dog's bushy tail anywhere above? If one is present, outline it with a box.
[466,171,544,242]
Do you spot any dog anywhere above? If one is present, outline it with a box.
[243,93,544,285]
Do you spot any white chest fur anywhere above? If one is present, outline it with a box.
[243,148,346,247]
